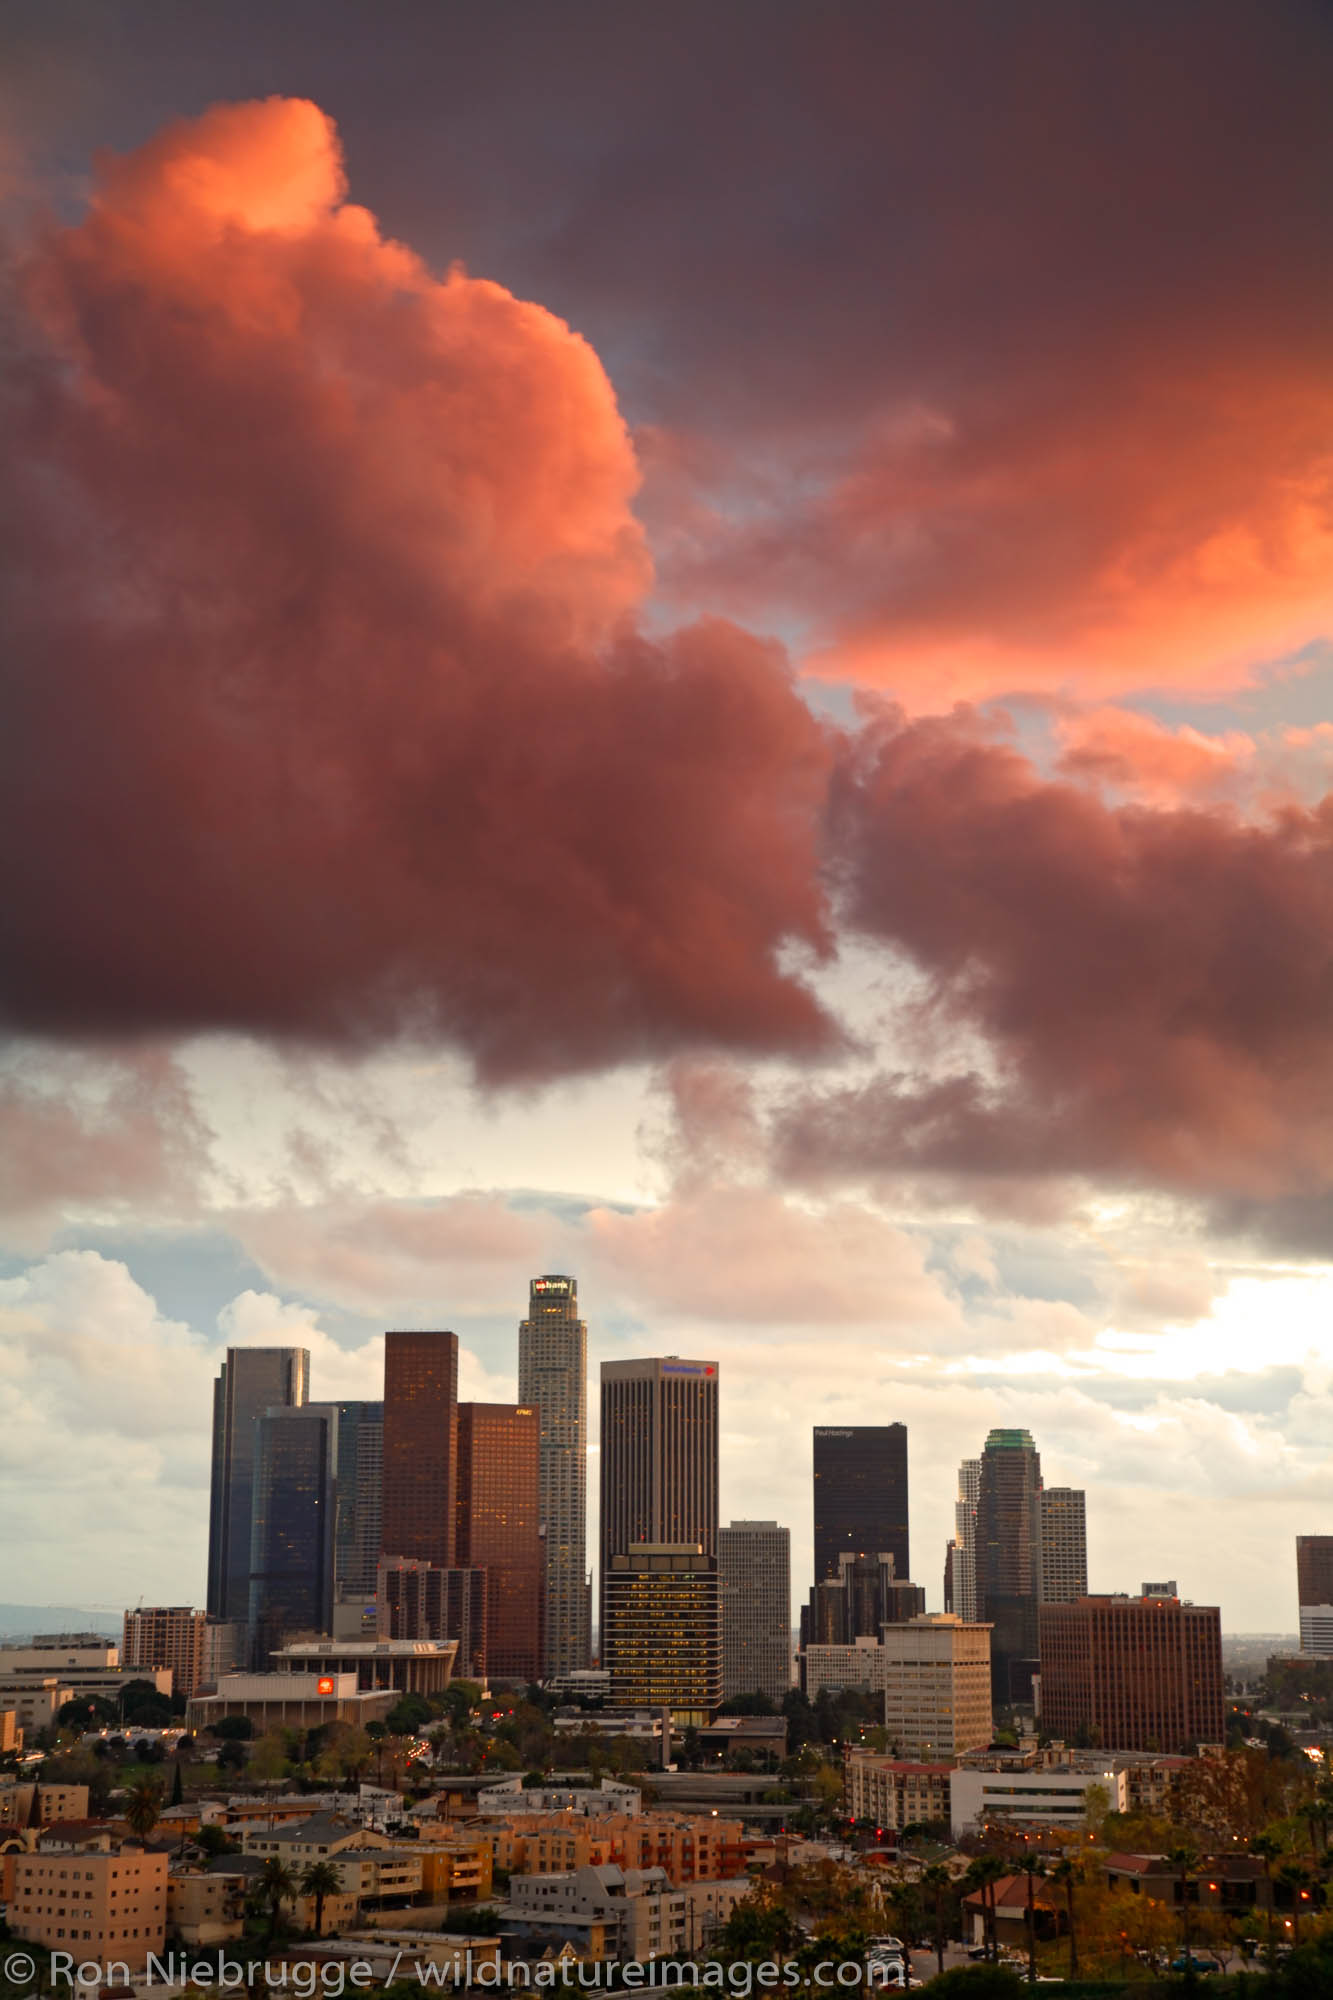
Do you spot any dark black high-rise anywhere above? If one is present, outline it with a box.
[811,1424,910,1587]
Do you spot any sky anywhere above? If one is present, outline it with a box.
[1,0,1331,1631]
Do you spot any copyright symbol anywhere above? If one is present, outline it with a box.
[4,1954,36,1985]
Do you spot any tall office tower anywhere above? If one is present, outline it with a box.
[952,1460,982,1622]
[1039,1487,1088,1603]
[456,1403,544,1685]
[974,1428,1043,1704]
[381,1330,458,1567]
[376,1558,488,1679]
[1038,1591,1225,1751]
[207,1347,310,1621]
[246,1404,338,1666]
[121,1607,207,1700]
[805,1551,924,1645]
[602,1546,722,1723]
[1297,1538,1333,1657]
[333,1402,384,1598]
[518,1276,590,1678]
[812,1426,910,1593]
[600,1358,720,1691]
[719,1521,791,1704]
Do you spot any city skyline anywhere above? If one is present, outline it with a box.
[3,3,1333,1634]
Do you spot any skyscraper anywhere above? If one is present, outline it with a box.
[207,1346,309,1622]
[381,1330,458,1567]
[719,1521,791,1704]
[600,1357,720,1700]
[974,1428,1043,1704]
[811,1426,909,1591]
[1297,1538,1333,1657]
[602,1546,722,1724]
[247,1403,338,1666]
[456,1402,544,1685]
[518,1276,589,1678]
[1039,1487,1088,1604]
[948,1459,981,1621]
[333,1401,384,1599]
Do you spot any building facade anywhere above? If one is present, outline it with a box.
[376,1559,489,1679]
[207,1346,309,1622]
[601,1547,722,1724]
[1297,1538,1333,1653]
[844,1754,952,1833]
[947,1459,981,1622]
[247,1403,338,1666]
[879,1615,994,1760]
[518,1276,590,1679]
[121,1607,207,1700]
[719,1521,790,1705]
[333,1400,384,1598]
[1039,1488,1088,1604]
[1037,1592,1225,1752]
[600,1358,720,1581]
[381,1330,458,1568]
[9,1846,167,1970]
[456,1402,544,1685]
[811,1426,910,1593]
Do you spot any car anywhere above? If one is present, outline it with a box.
[869,1937,905,1952]
[1169,1954,1221,1975]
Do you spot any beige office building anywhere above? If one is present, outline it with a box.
[9,1847,167,1970]
[122,1607,208,1699]
[880,1614,993,1759]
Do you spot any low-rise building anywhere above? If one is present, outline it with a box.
[269,1640,457,1699]
[506,1863,748,1962]
[844,1755,952,1833]
[0,1784,91,1828]
[476,1776,643,1818]
[188,1672,395,1733]
[0,1709,20,1755]
[166,1870,248,1946]
[950,1745,1126,1836]
[9,1844,167,1969]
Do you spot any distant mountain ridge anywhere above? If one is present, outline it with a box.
[0,1604,123,1641]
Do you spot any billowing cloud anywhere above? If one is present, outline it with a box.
[776,710,1333,1199]
[0,97,836,1078]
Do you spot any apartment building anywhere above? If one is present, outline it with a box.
[9,1846,167,1970]
[844,1755,952,1833]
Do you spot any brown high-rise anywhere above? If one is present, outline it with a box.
[1038,1592,1225,1752]
[1296,1537,1333,1609]
[456,1402,543,1685]
[381,1331,458,1567]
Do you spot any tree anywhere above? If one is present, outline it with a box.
[964,1855,1007,1961]
[1251,1829,1284,1969]
[1165,1843,1200,1964]
[1018,1853,1046,1985]
[217,1739,247,1772]
[170,1759,184,1807]
[300,1860,342,1937]
[920,1863,952,1977]
[123,1775,163,1842]
[212,1715,255,1742]
[1048,1854,1081,1980]
[258,1856,299,1942]
[1278,1861,1316,1949]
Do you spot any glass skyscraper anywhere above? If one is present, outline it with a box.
[518,1276,590,1678]
[207,1346,309,1622]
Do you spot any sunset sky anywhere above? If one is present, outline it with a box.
[2,1,1331,1629]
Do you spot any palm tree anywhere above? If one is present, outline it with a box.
[300,1860,342,1937]
[963,1855,1006,1961]
[123,1776,163,1842]
[1277,1861,1315,1949]
[1018,1854,1046,1985]
[1250,1830,1283,1969]
[1048,1855,1081,1980]
[1165,1844,1200,1967]
[920,1863,951,1977]
[258,1856,299,1943]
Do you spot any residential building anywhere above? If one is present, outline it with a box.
[601,1547,722,1724]
[381,1330,458,1568]
[1037,1591,1225,1751]
[812,1425,910,1594]
[599,1357,720,1700]
[518,1275,591,1678]
[0,1784,90,1828]
[8,1845,167,1970]
[974,1428,1043,1704]
[456,1401,543,1685]
[719,1521,790,1704]
[507,1864,748,1963]
[844,1755,952,1833]
[166,1872,248,1946]
[376,1559,488,1679]
[207,1346,310,1623]
[950,1745,1126,1836]
[0,1710,18,1755]
[879,1614,993,1759]
[1039,1488,1088,1603]
[122,1607,207,1700]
